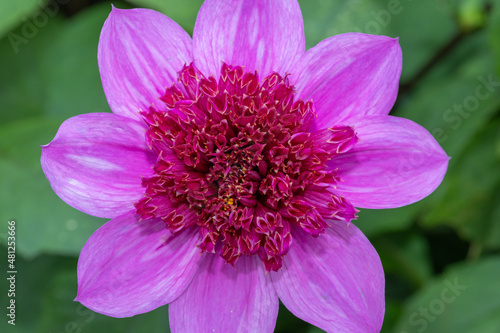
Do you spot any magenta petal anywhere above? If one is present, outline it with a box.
[99,7,192,121]
[169,255,279,333]
[76,212,203,317]
[41,113,155,219]
[271,222,384,333]
[331,116,449,209]
[294,33,402,128]
[193,0,304,77]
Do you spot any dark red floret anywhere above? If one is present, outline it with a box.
[135,62,358,271]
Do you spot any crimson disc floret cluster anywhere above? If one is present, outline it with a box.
[135,62,358,271]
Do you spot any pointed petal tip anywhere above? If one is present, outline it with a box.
[40,113,155,218]
[388,35,402,50]
[98,4,193,121]
[435,144,451,163]
[295,32,403,128]
[108,5,132,21]
[390,36,401,48]
[76,215,204,318]
[193,0,305,77]
[331,116,450,209]
[110,4,124,13]
[372,34,401,53]
[271,223,384,332]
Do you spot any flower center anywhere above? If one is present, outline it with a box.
[135,62,358,271]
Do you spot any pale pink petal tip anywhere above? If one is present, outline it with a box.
[76,213,203,318]
[272,222,385,332]
[40,113,156,219]
[294,33,402,128]
[193,0,305,77]
[99,6,193,121]
[332,116,449,209]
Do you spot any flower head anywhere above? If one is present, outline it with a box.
[135,61,360,272]
[41,1,449,332]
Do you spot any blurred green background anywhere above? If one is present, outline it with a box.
[1,0,500,332]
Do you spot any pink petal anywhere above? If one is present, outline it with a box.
[193,0,304,77]
[293,33,402,129]
[76,212,203,317]
[331,116,449,209]
[271,222,385,333]
[41,113,155,219]
[99,7,192,121]
[169,255,279,333]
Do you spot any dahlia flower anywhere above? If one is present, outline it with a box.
[41,1,449,332]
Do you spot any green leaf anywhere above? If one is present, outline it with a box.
[0,118,106,258]
[457,0,489,31]
[382,299,405,333]
[275,303,313,333]
[421,120,500,249]
[126,0,202,34]
[374,232,433,289]
[394,256,500,333]
[299,0,456,81]
[392,29,500,247]
[355,201,424,238]
[482,188,500,249]
[0,0,45,39]
[488,0,500,76]
[395,30,500,159]
[299,0,377,49]
[39,3,112,118]
[0,16,63,123]
[38,260,171,333]
[0,2,128,123]
[0,254,66,332]
[0,254,170,333]
[376,0,456,82]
